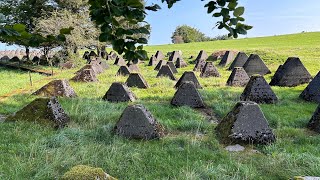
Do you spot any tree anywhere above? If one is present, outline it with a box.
[88,0,251,61]
[171,25,210,43]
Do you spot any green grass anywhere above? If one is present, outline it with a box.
[1,32,320,179]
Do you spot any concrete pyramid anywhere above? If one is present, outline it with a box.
[6,97,70,128]
[243,54,271,76]
[114,104,165,140]
[300,71,320,103]
[175,71,202,89]
[215,101,276,144]
[171,81,205,108]
[83,51,89,60]
[71,69,98,82]
[0,55,10,61]
[219,51,235,67]
[148,55,157,66]
[193,59,206,72]
[10,56,20,62]
[175,57,188,68]
[240,75,278,104]
[76,64,103,74]
[169,51,181,62]
[226,67,250,87]
[155,50,165,60]
[33,79,77,98]
[89,51,98,57]
[156,65,176,80]
[102,82,136,102]
[269,57,312,87]
[109,51,118,60]
[126,73,149,89]
[116,66,131,76]
[195,50,208,63]
[167,61,178,73]
[128,63,140,72]
[114,56,126,66]
[89,60,105,72]
[154,60,167,71]
[308,104,320,133]
[200,62,220,78]
[228,52,248,70]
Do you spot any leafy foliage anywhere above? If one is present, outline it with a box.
[171,25,211,43]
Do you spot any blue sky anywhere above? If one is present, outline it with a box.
[1,0,320,49]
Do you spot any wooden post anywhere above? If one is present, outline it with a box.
[28,71,32,86]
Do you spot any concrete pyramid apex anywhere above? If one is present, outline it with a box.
[0,55,10,61]
[126,73,149,89]
[215,101,276,144]
[109,51,118,59]
[175,57,188,68]
[226,67,250,87]
[200,62,220,78]
[195,50,208,63]
[33,79,77,98]
[154,60,167,71]
[167,61,178,73]
[71,69,98,82]
[6,97,70,129]
[155,50,165,60]
[243,54,271,76]
[175,71,202,89]
[88,60,105,73]
[116,66,131,76]
[169,51,181,62]
[219,51,236,67]
[156,65,176,80]
[300,71,320,103]
[89,51,98,57]
[240,75,278,104]
[114,56,126,66]
[10,56,20,62]
[269,57,312,87]
[148,55,158,66]
[171,81,205,108]
[228,52,248,70]
[128,63,140,72]
[77,64,103,74]
[114,104,165,140]
[193,59,206,72]
[103,82,136,102]
[308,104,320,133]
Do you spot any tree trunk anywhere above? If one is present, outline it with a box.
[25,46,30,61]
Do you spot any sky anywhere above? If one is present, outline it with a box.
[1,0,320,49]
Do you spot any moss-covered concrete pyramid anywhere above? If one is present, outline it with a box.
[308,104,320,133]
[300,71,320,103]
[193,59,206,72]
[269,57,312,87]
[171,81,205,108]
[116,66,131,76]
[228,52,248,70]
[76,64,103,75]
[175,57,188,68]
[148,55,158,66]
[226,67,250,87]
[219,51,235,67]
[154,60,167,71]
[114,104,165,140]
[6,97,70,128]
[167,61,178,73]
[126,73,149,89]
[169,51,181,62]
[71,69,98,82]
[114,56,126,66]
[215,101,276,144]
[89,50,98,57]
[240,75,278,104]
[200,62,220,78]
[33,79,77,98]
[195,50,208,64]
[128,64,140,72]
[175,71,202,89]
[243,54,271,76]
[155,50,165,60]
[103,82,136,102]
[156,65,176,80]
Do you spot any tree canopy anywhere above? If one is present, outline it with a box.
[171,25,211,44]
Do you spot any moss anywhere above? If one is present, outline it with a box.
[62,165,116,180]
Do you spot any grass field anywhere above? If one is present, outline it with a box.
[0,32,320,179]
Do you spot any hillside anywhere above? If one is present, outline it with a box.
[0,32,320,179]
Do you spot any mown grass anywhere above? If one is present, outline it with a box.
[0,32,320,179]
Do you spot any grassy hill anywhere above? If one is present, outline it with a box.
[0,32,320,179]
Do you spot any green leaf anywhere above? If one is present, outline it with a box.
[228,2,238,10]
[233,7,245,17]
[137,38,148,44]
[213,13,221,17]
[60,28,73,35]
[12,24,26,33]
[125,42,136,51]
[217,0,226,6]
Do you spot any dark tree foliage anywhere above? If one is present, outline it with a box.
[88,0,251,61]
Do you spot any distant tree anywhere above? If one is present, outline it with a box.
[171,25,211,43]
[172,35,184,44]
